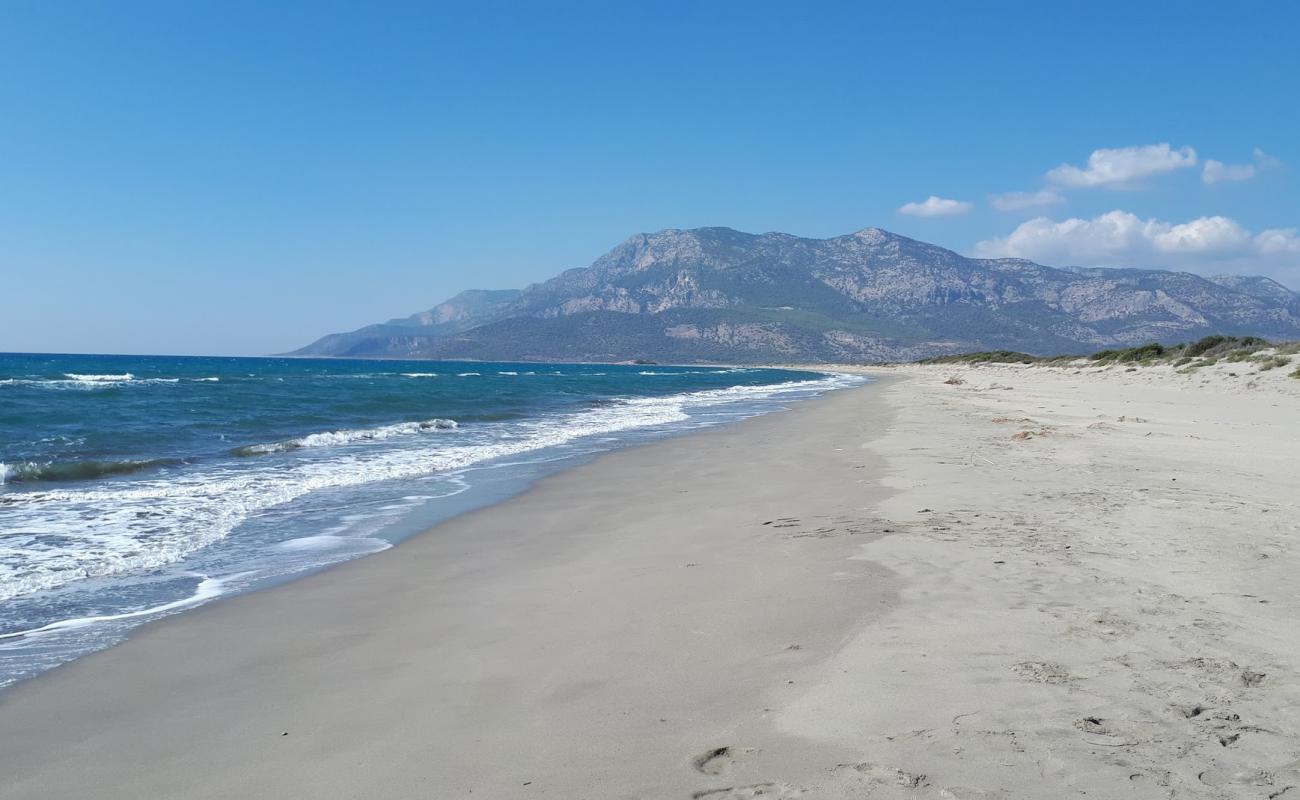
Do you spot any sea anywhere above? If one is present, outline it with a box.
[0,353,863,687]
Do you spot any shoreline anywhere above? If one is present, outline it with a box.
[2,364,1297,798]
[0,380,898,799]
[0,365,854,690]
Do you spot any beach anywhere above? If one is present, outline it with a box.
[2,363,1298,799]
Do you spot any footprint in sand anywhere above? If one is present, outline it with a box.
[691,783,797,799]
[692,746,757,776]
[837,762,929,788]
[1010,660,1073,684]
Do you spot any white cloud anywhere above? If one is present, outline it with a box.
[1254,148,1283,170]
[1046,143,1197,189]
[1202,148,1284,184]
[1256,227,1300,255]
[974,210,1300,284]
[989,190,1064,211]
[1202,160,1256,184]
[898,196,972,217]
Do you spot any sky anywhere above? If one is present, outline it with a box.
[3,1,1298,356]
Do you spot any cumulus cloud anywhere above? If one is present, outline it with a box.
[898,196,972,217]
[1202,148,1283,184]
[989,190,1064,211]
[1046,143,1197,189]
[974,210,1300,284]
[1255,227,1300,255]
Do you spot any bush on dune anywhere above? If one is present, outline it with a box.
[919,351,1044,365]
[921,335,1299,371]
[1091,343,1167,363]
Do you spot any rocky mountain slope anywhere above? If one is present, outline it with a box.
[295,289,521,358]
[291,227,1300,362]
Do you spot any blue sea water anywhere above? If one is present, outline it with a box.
[0,353,862,687]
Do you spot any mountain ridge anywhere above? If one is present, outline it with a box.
[291,226,1300,363]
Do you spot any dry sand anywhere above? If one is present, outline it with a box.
[1,362,1297,799]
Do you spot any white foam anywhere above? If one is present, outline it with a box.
[237,418,458,454]
[0,373,864,602]
[0,574,232,643]
[0,463,11,485]
[497,371,518,375]
[276,535,352,551]
[63,374,133,382]
[64,372,134,382]
[2,374,184,390]
[457,372,480,377]
[400,373,437,378]
[194,377,220,382]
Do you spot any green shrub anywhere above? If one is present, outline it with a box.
[1226,347,1267,363]
[1184,335,1231,357]
[1183,335,1273,360]
[918,339,1297,368]
[920,351,1043,365]
[1115,343,1167,362]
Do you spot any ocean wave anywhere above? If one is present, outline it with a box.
[0,574,231,643]
[0,373,863,602]
[231,418,459,456]
[2,374,184,389]
[457,372,480,377]
[0,458,182,485]
[400,373,437,378]
[64,372,134,382]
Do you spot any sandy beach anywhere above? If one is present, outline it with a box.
[2,363,1298,799]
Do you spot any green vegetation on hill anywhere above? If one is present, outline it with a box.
[921,350,1060,365]
[924,335,1297,372]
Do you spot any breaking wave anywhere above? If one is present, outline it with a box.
[0,458,182,485]
[64,372,134,382]
[0,374,860,603]
[231,419,459,456]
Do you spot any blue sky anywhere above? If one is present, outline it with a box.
[3,1,1298,355]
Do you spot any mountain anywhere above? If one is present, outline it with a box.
[290,227,1300,363]
[1207,275,1300,312]
[293,289,521,358]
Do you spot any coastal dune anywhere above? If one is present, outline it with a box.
[2,364,1298,798]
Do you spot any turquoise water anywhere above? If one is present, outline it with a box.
[0,353,862,686]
